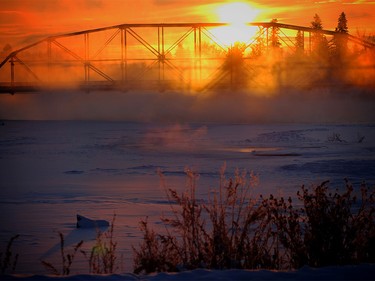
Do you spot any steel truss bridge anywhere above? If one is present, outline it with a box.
[0,22,374,94]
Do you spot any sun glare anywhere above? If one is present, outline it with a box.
[211,2,260,46]
[216,2,259,24]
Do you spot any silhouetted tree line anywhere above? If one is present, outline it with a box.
[271,12,374,90]
[213,12,375,91]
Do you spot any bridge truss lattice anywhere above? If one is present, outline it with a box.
[0,22,374,94]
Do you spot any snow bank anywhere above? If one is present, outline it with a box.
[3,264,375,280]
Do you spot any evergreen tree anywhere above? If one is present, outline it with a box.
[332,12,349,61]
[251,36,265,58]
[336,12,348,34]
[311,14,323,30]
[270,19,281,49]
[309,14,330,83]
[310,14,329,61]
[330,11,350,89]
[295,30,304,54]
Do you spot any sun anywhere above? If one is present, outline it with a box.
[216,2,259,25]
[211,2,260,47]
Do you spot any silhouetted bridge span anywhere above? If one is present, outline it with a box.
[0,22,374,94]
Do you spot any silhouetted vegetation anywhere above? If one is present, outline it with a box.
[205,12,375,92]
[133,169,375,274]
[0,234,19,275]
[41,232,84,275]
[42,215,118,275]
[263,179,375,268]
[2,169,374,276]
[133,168,269,273]
[84,215,118,274]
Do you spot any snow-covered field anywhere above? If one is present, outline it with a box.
[3,264,375,280]
[1,121,375,279]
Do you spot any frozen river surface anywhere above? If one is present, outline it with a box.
[1,121,375,274]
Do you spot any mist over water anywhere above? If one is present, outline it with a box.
[1,94,375,274]
[0,88,374,123]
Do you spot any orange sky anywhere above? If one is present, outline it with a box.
[1,0,375,53]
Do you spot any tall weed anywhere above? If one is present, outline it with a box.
[0,234,19,275]
[41,232,83,275]
[133,168,375,273]
[203,167,274,270]
[42,215,119,275]
[133,166,269,273]
[300,180,374,266]
[84,214,118,274]
[263,179,375,268]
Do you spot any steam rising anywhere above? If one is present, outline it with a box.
[1,21,374,123]
[0,88,374,123]
[142,124,208,151]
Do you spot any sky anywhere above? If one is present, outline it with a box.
[1,0,375,53]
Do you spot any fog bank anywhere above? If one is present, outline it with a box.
[0,88,374,123]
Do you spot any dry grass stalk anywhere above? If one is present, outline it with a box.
[133,166,273,273]
[85,214,118,274]
[133,167,375,274]
[0,234,19,275]
[41,232,83,275]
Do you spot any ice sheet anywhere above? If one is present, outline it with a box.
[1,121,374,274]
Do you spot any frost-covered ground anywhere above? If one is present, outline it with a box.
[3,264,375,280]
[1,121,375,277]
